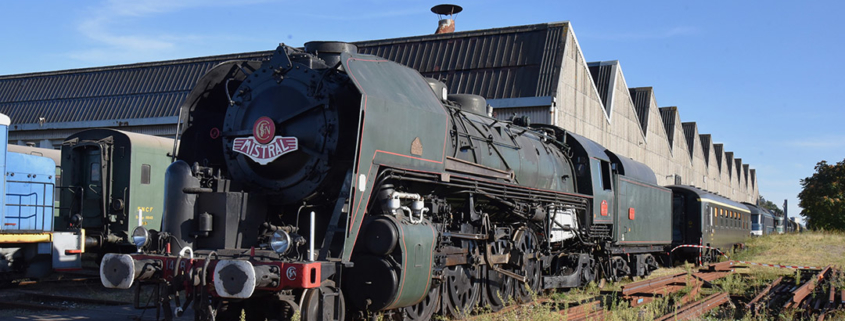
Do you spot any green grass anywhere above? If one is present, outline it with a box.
[731,230,845,268]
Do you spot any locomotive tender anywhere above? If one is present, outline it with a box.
[99,42,711,320]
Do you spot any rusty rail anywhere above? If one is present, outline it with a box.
[784,266,832,310]
[559,299,601,319]
[620,261,739,309]
[621,273,689,296]
[746,276,783,313]
[655,292,730,321]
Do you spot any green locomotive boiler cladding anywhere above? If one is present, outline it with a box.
[58,129,174,251]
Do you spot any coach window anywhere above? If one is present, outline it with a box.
[141,164,151,185]
[731,211,735,228]
[90,162,100,182]
[729,211,732,228]
[728,211,736,228]
[707,207,713,228]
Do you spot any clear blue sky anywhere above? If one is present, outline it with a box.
[2,0,843,221]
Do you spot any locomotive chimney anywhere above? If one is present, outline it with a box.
[304,41,358,67]
[431,4,462,34]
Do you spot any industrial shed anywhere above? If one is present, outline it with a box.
[0,21,758,203]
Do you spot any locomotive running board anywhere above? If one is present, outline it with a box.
[445,157,514,181]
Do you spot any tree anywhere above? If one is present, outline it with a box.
[758,196,784,216]
[798,158,845,230]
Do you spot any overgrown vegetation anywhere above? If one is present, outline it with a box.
[471,231,845,320]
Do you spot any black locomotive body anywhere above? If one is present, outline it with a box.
[100,42,680,321]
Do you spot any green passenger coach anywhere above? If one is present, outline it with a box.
[669,185,750,262]
[58,129,174,253]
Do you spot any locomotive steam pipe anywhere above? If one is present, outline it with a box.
[309,211,315,261]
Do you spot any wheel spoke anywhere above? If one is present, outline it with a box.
[403,282,440,321]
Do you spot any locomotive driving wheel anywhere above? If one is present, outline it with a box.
[442,263,480,319]
[512,228,542,303]
[482,240,512,312]
[300,283,346,321]
[402,280,441,321]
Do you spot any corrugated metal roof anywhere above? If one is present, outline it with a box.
[725,152,734,179]
[587,62,613,117]
[3,23,570,128]
[659,107,677,152]
[681,122,696,160]
[0,51,273,126]
[699,134,711,167]
[355,22,568,99]
[743,164,750,188]
[714,143,724,172]
[629,87,651,136]
[750,169,756,188]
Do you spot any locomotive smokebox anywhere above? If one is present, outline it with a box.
[304,41,358,67]
[221,45,361,204]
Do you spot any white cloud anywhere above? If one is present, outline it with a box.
[299,8,425,21]
[66,0,274,63]
[785,136,845,148]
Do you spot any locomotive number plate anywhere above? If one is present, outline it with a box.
[233,136,298,165]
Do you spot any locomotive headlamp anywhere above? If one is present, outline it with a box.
[270,230,292,254]
[132,226,150,251]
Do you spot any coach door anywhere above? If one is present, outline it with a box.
[671,191,700,245]
[65,138,113,231]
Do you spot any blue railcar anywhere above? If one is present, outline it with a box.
[0,114,84,283]
[744,203,775,236]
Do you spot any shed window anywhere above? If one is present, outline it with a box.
[141,164,151,185]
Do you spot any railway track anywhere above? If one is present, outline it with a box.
[2,262,842,320]
[0,269,132,313]
[745,265,844,320]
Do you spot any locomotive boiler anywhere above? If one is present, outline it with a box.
[100,42,672,321]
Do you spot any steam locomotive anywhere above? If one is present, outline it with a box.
[100,42,693,320]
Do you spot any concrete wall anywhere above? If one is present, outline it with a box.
[555,23,757,203]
